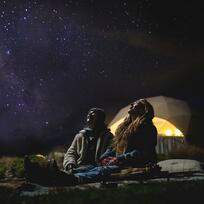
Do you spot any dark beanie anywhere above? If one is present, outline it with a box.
[88,107,106,122]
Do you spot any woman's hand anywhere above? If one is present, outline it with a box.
[100,157,121,166]
[100,157,113,166]
[107,157,120,165]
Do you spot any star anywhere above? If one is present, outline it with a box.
[6,50,11,55]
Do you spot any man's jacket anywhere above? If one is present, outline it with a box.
[63,128,113,169]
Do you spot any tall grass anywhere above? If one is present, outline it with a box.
[0,155,47,179]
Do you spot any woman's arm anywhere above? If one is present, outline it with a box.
[116,149,141,163]
[99,148,116,160]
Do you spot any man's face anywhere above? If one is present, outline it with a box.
[87,110,97,127]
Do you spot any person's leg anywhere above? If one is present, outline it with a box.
[53,170,78,186]
[74,165,121,183]
[73,165,95,174]
[24,156,50,184]
[24,157,121,186]
[24,156,78,186]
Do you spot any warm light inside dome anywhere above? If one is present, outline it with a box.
[175,129,183,136]
[165,129,172,136]
[109,117,184,137]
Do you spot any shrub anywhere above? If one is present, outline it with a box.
[10,158,25,178]
[168,143,204,162]
[0,165,6,179]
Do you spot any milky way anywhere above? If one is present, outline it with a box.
[0,0,203,154]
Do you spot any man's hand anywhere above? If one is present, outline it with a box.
[65,163,76,174]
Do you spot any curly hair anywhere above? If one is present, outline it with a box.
[112,99,154,154]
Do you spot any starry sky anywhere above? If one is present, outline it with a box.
[0,0,203,155]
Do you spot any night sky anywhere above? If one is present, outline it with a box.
[0,0,203,155]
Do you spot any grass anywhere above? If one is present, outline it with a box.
[0,165,6,179]
[1,180,204,204]
[0,157,25,179]
[0,155,47,179]
[0,143,204,179]
[10,158,25,178]
[0,147,204,204]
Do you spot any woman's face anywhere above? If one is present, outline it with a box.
[128,101,145,117]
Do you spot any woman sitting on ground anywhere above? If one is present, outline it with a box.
[25,99,157,186]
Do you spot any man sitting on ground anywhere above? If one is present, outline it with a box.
[63,108,113,174]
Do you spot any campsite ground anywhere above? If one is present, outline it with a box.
[1,144,204,204]
[1,179,204,204]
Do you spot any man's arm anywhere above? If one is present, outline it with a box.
[63,135,79,170]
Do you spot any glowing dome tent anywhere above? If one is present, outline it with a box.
[109,96,191,137]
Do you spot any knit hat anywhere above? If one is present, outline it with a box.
[88,108,106,122]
